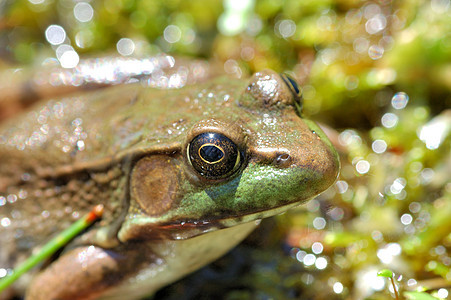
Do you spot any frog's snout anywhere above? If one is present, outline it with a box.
[249,133,339,201]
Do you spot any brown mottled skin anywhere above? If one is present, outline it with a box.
[0,64,339,299]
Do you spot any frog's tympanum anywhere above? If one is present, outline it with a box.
[0,69,339,299]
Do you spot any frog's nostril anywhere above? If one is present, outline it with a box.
[273,153,291,168]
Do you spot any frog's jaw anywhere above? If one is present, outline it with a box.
[118,201,301,241]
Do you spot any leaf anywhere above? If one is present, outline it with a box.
[377,269,393,278]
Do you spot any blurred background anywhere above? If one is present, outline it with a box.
[1,0,450,299]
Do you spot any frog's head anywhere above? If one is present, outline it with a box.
[119,70,339,241]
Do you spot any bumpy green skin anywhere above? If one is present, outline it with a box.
[0,68,338,299]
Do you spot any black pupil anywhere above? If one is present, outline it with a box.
[200,145,224,163]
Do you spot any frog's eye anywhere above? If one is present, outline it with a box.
[188,132,242,179]
[280,73,303,110]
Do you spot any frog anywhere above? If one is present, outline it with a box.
[0,64,339,299]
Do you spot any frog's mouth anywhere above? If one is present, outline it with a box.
[150,201,302,240]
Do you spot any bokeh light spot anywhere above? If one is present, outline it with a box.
[333,282,344,294]
[381,113,398,128]
[164,25,182,43]
[74,2,94,23]
[368,45,384,60]
[277,19,296,38]
[356,160,370,174]
[59,49,79,68]
[437,288,448,299]
[372,139,387,154]
[391,92,409,109]
[312,242,324,254]
[303,254,316,266]
[315,257,328,269]
[116,38,135,56]
[45,25,66,45]
[313,217,326,230]
[401,214,413,225]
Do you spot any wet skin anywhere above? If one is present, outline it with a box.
[0,68,339,299]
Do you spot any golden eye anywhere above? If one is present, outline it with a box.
[188,132,242,179]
